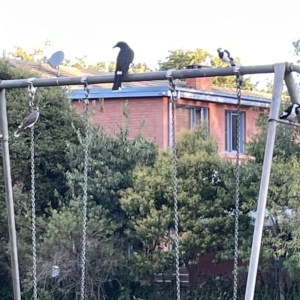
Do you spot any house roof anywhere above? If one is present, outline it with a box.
[5,58,273,107]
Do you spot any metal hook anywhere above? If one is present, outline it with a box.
[80,76,91,99]
[166,69,177,102]
[233,65,243,90]
[27,78,37,107]
[80,76,90,109]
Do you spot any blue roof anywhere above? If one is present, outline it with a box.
[66,85,270,108]
[67,85,170,99]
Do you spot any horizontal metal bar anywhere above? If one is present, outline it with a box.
[275,118,300,128]
[290,63,300,74]
[0,63,289,89]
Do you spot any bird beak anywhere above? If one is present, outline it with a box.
[112,45,117,49]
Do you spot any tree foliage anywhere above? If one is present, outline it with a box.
[119,127,248,296]
[0,58,83,212]
[158,48,255,90]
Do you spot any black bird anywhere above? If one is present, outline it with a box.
[14,107,40,137]
[112,41,134,91]
[217,48,235,66]
[279,103,300,121]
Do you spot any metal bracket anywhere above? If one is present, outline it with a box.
[80,76,91,99]
[233,65,243,89]
[27,78,37,106]
[166,69,178,102]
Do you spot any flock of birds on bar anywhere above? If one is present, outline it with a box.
[13,42,300,137]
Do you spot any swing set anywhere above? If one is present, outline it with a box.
[0,62,299,300]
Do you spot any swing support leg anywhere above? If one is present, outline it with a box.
[244,63,286,300]
[0,89,21,300]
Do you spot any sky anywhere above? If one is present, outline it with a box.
[2,0,300,88]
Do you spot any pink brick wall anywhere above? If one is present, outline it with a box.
[71,97,268,157]
[72,97,169,149]
[176,99,268,159]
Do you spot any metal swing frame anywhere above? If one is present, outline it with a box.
[0,62,299,300]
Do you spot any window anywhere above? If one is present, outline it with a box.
[225,111,245,153]
[190,107,209,135]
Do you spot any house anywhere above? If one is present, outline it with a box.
[7,59,271,160]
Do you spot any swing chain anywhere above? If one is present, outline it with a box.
[31,128,37,300]
[27,78,37,108]
[80,78,90,300]
[233,67,243,300]
[166,70,180,300]
[27,78,38,300]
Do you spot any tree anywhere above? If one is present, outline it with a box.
[158,48,255,90]
[119,126,246,298]
[9,40,53,63]
[130,62,152,73]
[0,59,84,212]
[71,56,87,69]
[234,115,300,300]
[21,200,127,300]
[9,46,43,62]
[65,115,158,228]
[88,61,106,72]
[108,61,116,72]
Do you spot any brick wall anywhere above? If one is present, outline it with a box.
[175,99,267,159]
[176,107,190,134]
[71,97,169,149]
[185,77,212,91]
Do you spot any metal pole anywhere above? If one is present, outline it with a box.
[284,72,300,122]
[275,118,300,128]
[244,63,286,300]
[0,64,280,89]
[290,63,300,75]
[0,89,21,300]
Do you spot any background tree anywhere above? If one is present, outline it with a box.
[119,126,249,298]
[130,62,152,73]
[231,115,300,300]
[0,58,84,212]
[158,48,255,90]
[108,60,116,72]
[88,61,107,72]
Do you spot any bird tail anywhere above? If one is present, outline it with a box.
[112,72,123,91]
[14,129,21,137]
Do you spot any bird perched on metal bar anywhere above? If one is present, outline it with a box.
[14,107,40,137]
[279,103,300,122]
[217,48,236,66]
[112,41,134,91]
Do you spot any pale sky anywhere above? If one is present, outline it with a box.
[2,0,300,88]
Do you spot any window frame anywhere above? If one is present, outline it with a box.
[189,107,209,132]
[225,110,245,153]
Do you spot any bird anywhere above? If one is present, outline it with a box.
[217,48,235,66]
[112,41,134,91]
[279,103,300,122]
[14,107,40,137]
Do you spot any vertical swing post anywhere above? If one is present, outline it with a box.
[0,89,21,300]
[244,63,286,300]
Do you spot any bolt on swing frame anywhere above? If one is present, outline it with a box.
[0,62,300,300]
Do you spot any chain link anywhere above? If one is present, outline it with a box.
[30,128,37,300]
[233,73,242,300]
[167,72,180,300]
[80,84,89,300]
[27,79,38,300]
